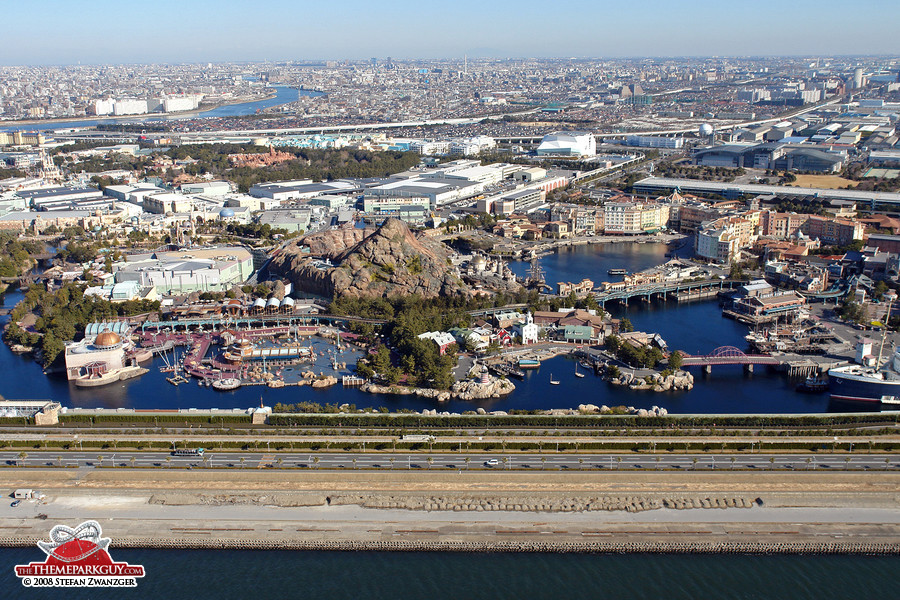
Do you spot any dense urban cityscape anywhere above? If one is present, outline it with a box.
[1,4,899,593]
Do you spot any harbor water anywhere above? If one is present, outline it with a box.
[0,241,834,413]
[1,548,897,599]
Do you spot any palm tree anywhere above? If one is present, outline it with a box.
[844,457,852,471]
[885,457,892,471]
[427,457,434,470]
[730,457,736,471]
[805,457,812,470]
[615,457,622,471]
[57,455,63,468]
[655,456,662,471]
[17,452,27,467]
[276,457,283,469]
[769,457,776,470]
[579,458,585,471]
[313,457,320,470]
[239,457,245,469]
[541,457,547,471]
[352,458,357,470]
[691,457,698,471]
[464,457,470,471]
[130,456,136,469]
[165,456,172,469]
[96,455,104,468]
[389,457,395,470]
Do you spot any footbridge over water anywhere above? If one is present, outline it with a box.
[681,346,782,373]
[593,278,741,307]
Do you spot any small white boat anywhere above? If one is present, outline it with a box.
[212,377,242,391]
[575,364,585,378]
[550,374,560,385]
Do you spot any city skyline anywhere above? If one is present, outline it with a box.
[5,0,899,66]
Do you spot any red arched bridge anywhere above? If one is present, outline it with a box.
[680,346,781,370]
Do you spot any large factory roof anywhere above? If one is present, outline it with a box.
[634,177,900,205]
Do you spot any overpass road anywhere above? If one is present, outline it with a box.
[1,451,897,472]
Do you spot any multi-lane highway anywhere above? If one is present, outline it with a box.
[1,451,896,472]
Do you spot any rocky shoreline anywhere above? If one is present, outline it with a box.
[360,377,515,402]
[611,370,694,392]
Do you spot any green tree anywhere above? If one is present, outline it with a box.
[668,351,683,370]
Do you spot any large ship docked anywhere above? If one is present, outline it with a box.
[828,333,900,405]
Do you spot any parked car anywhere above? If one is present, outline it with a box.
[10,500,21,507]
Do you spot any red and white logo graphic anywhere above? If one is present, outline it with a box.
[14,520,145,588]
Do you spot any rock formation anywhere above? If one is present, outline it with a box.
[269,218,471,299]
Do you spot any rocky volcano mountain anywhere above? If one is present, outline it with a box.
[269,219,470,299]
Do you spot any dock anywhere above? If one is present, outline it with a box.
[487,362,525,379]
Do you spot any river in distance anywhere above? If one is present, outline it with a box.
[0,85,319,132]
[0,548,897,599]
[0,241,835,414]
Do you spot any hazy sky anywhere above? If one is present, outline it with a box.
[5,0,899,65]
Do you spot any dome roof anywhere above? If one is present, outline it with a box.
[94,330,122,348]
[219,208,235,217]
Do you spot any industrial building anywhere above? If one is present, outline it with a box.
[367,178,481,208]
[633,177,900,209]
[180,181,231,196]
[248,179,361,201]
[536,132,596,157]
[257,208,314,233]
[17,186,105,210]
[144,192,194,214]
[625,135,684,149]
[114,247,254,294]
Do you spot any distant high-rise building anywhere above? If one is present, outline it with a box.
[853,67,864,89]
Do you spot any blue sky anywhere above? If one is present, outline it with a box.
[5,0,899,65]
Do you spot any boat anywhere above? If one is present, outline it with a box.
[574,364,585,378]
[550,374,560,385]
[212,377,242,391]
[828,360,900,404]
[796,375,828,393]
[828,318,900,404]
[607,268,628,276]
[518,359,540,369]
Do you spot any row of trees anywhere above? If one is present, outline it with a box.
[224,222,292,241]
[0,232,44,278]
[604,334,666,369]
[332,295,472,390]
[162,144,421,192]
[5,283,160,366]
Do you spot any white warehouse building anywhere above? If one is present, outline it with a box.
[536,132,596,157]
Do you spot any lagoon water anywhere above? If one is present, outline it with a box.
[0,242,833,414]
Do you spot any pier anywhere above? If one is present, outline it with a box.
[681,346,846,376]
